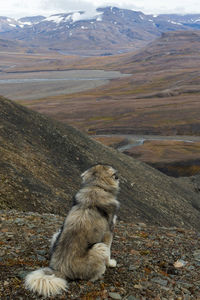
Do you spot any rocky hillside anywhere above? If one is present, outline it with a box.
[1,209,200,299]
[0,96,200,230]
[1,7,200,54]
[0,38,27,52]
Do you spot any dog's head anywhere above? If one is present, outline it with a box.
[81,164,119,192]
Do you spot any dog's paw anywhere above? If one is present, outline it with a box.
[108,259,117,267]
[113,215,117,225]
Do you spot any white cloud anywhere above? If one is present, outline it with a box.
[1,0,200,19]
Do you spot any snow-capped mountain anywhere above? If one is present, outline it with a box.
[0,10,103,33]
[0,7,200,54]
[0,16,44,31]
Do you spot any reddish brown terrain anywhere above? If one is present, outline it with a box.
[93,135,200,177]
[16,31,200,137]
[1,31,200,176]
[124,140,200,177]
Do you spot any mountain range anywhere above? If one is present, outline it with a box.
[1,7,200,54]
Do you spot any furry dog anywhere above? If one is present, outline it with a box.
[25,164,120,297]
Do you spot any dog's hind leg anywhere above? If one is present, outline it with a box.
[85,243,110,281]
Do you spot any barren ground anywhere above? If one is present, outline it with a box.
[1,210,200,300]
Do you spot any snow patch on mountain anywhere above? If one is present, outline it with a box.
[71,10,103,22]
[169,20,182,25]
[43,10,103,25]
[45,15,64,24]
[96,15,102,22]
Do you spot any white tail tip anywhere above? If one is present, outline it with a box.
[25,268,67,298]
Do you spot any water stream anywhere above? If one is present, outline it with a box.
[95,134,200,152]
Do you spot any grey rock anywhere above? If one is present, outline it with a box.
[18,270,29,279]
[126,296,139,300]
[36,250,47,256]
[193,250,200,261]
[37,254,46,261]
[108,292,122,300]
[181,282,193,289]
[129,265,138,271]
[151,277,168,286]
[14,218,25,225]
[187,265,195,270]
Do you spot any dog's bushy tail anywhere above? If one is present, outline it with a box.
[24,267,67,298]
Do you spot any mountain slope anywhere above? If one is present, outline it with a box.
[0,96,200,229]
[1,7,200,54]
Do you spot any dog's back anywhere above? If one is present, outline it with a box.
[50,191,113,279]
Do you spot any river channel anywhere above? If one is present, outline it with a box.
[0,70,130,100]
[95,134,200,151]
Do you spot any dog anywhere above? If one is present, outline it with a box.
[25,164,120,297]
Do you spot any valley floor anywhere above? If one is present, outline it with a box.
[1,210,200,299]
[0,70,129,100]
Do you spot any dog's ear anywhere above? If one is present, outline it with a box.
[81,170,87,178]
[81,169,90,182]
[81,168,97,184]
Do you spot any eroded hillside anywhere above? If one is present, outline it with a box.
[0,96,200,229]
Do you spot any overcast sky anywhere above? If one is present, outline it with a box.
[1,0,200,19]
